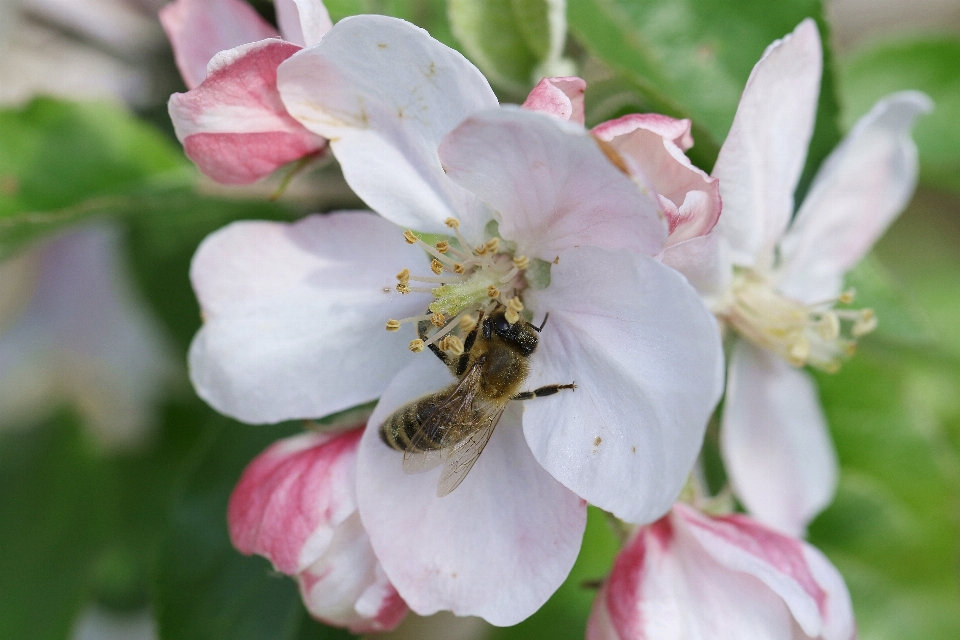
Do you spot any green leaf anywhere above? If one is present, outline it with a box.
[448,0,566,95]
[837,36,960,194]
[154,416,354,640]
[568,0,841,178]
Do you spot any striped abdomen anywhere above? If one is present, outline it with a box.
[379,392,449,453]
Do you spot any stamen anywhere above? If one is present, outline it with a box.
[460,313,477,334]
[499,266,520,283]
[474,244,488,256]
[839,289,856,304]
[817,312,840,341]
[487,285,500,298]
[453,263,465,274]
[385,319,401,332]
[444,217,460,229]
[431,259,444,275]
[396,268,410,284]
[512,255,529,270]
[485,237,500,254]
[430,312,446,327]
[396,283,410,294]
[440,334,464,356]
[409,339,425,353]
[435,241,450,254]
[403,230,418,244]
[852,309,877,337]
[422,310,468,347]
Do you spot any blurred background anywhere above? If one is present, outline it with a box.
[1,0,958,638]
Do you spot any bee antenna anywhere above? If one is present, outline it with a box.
[533,313,550,332]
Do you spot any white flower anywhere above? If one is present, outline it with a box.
[189,15,724,624]
[664,18,932,536]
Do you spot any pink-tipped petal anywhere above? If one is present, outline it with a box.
[168,39,325,184]
[275,0,332,47]
[593,114,721,246]
[777,91,932,303]
[278,15,497,242]
[712,18,822,270]
[589,506,855,640]
[522,247,724,525]
[721,340,838,538]
[439,107,667,259]
[356,355,586,626]
[188,212,426,424]
[521,76,587,125]
[228,429,362,575]
[159,0,279,89]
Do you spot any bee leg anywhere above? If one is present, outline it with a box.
[418,317,452,366]
[513,382,576,401]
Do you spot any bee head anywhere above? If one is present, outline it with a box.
[483,308,539,356]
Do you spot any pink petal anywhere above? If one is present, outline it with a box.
[188,212,426,424]
[356,355,587,626]
[521,76,587,125]
[438,107,668,259]
[168,39,326,184]
[229,427,408,633]
[277,15,498,242]
[522,246,724,524]
[589,506,855,640]
[593,114,721,247]
[712,19,822,270]
[721,340,838,537]
[776,91,932,303]
[228,429,362,575]
[159,0,279,89]
[275,0,332,47]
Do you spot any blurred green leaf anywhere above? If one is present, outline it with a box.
[324,0,458,50]
[154,416,354,640]
[568,0,841,181]
[838,37,960,194]
[448,0,564,94]
[490,507,620,640]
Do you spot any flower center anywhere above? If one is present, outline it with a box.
[385,218,530,355]
[720,269,877,372]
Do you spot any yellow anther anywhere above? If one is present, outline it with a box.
[817,312,840,341]
[507,296,524,312]
[788,338,810,366]
[474,244,488,256]
[403,230,418,244]
[512,255,529,270]
[443,334,464,356]
[487,285,500,298]
[396,268,410,283]
[852,309,877,337]
[444,217,460,229]
[838,289,856,305]
[484,237,500,253]
[435,240,450,253]
[409,339,425,353]
[396,283,411,294]
[385,319,401,332]
[430,312,446,327]
[431,259,444,275]
[460,314,477,334]
[505,308,520,324]
[453,263,465,274]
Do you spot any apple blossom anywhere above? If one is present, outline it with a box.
[161,0,329,183]
[228,426,408,633]
[188,14,723,626]
[587,503,855,640]
[663,18,932,536]
[0,225,174,449]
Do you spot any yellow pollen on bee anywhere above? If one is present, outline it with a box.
[430,312,446,327]
[444,217,460,229]
[460,314,477,334]
[403,230,418,244]
[409,339,426,353]
[487,285,500,298]
[431,259,444,275]
[512,255,529,270]
[385,319,401,332]
[435,241,450,253]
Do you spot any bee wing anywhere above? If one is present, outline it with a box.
[401,363,484,476]
[435,401,505,497]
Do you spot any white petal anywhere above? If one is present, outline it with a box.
[356,355,586,626]
[776,91,932,303]
[275,0,332,47]
[0,226,174,449]
[721,340,838,537]
[277,15,498,242]
[659,231,730,303]
[188,212,426,424]
[438,107,667,259]
[712,19,822,269]
[522,247,724,524]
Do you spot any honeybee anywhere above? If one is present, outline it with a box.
[380,306,576,497]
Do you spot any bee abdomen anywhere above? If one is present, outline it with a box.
[379,395,445,452]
